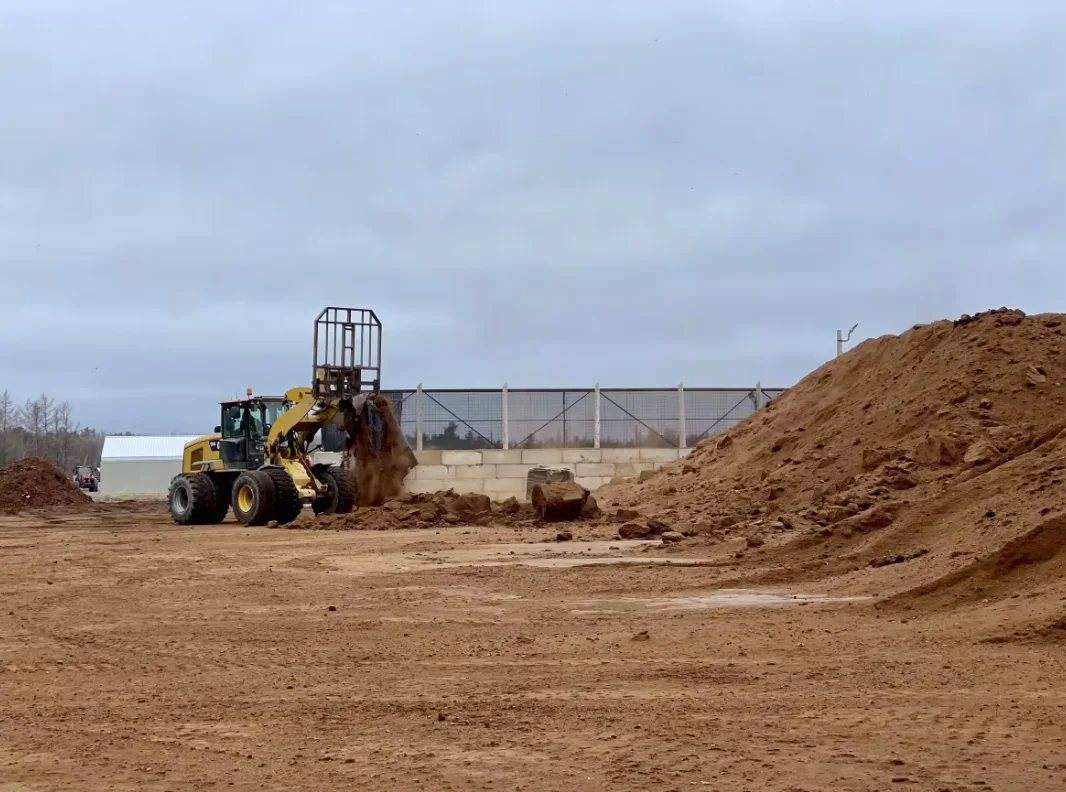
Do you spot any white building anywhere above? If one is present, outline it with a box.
[100,435,200,496]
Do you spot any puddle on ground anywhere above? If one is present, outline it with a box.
[516,557,715,568]
[324,540,690,576]
[573,589,869,613]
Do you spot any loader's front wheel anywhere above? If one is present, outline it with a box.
[231,471,275,526]
[169,473,220,526]
[263,467,303,524]
[312,466,356,515]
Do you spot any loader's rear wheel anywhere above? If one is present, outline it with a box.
[312,466,356,515]
[231,471,275,526]
[169,473,220,526]
[263,467,303,524]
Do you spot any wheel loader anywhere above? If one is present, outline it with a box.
[166,307,415,527]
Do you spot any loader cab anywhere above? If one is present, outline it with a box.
[217,397,288,470]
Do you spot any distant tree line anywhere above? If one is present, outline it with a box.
[0,390,105,472]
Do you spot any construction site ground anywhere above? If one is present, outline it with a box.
[3,503,1064,791]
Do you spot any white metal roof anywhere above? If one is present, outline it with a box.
[101,435,201,461]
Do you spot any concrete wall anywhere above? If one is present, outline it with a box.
[100,458,182,496]
[101,448,692,501]
[313,448,693,501]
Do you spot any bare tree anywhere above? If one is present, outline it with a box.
[0,390,13,465]
[20,398,44,457]
[54,401,75,472]
[0,391,105,471]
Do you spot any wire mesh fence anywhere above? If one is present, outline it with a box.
[330,385,789,450]
[420,390,504,450]
[509,390,596,448]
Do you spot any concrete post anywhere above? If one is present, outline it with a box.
[501,383,509,450]
[415,383,423,451]
[594,383,601,449]
[677,382,686,449]
[754,381,763,410]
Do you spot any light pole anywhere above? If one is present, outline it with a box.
[836,323,858,357]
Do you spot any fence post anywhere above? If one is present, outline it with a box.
[754,381,763,410]
[415,383,424,451]
[501,383,509,450]
[594,383,601,449]
[677,382,686,450]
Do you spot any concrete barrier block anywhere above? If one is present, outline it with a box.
[404,479,450,494]
[575,476,608,491]
[600,448,642,462]
[451,464,496,479]
[484,479,527,500]
[414,450,443,465]
[639,448,681,462]
[576,462,614,477]
[448,479,485,495]
[480,449,523,464]
[562,448,602,463]
[310,451,342,466]
[613,462,638,477]
[678,447,693,458]
[520,448,563,464]
[412,465,449,480]
[441,450,483,466]
[496,464,533,479]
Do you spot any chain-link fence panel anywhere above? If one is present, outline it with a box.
[421,390,503,449]
[358,386,787,451]
[508,390,595,448]
[685,389,758,445]
[379,390,417,447]
[599,389,681,448]
[762,388,787,405]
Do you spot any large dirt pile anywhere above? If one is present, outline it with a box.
[0,458,94,513]
[598,308,1066,608]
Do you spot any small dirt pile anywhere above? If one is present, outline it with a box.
[0,458,93,513]
[294,489,606,532]
[343,394,418,507]
[598,308,1066,604]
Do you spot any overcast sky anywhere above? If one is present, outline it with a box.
[2,0,1064,434]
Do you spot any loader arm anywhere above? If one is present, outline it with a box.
[264,387,371,491]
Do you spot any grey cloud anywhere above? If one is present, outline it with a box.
[1,0,1065,432]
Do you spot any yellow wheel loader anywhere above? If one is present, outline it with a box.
[167,307,414,527]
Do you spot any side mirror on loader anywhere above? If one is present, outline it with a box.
[214,425,222,433]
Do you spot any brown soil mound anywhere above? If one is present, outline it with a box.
[889,513,1066,608]
[0,458,93,514]
[598,307,1066,605]
[293,489,606,532]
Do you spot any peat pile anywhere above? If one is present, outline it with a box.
[0,458,94,513]
[598,308,1066,607]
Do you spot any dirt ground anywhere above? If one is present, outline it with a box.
[3,504,1065,791]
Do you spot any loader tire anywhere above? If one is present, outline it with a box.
[169,473,220,526]
[202,474,231,524]
[231,471,275,526]
[263,467,303,524]
[312,466,355,515]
